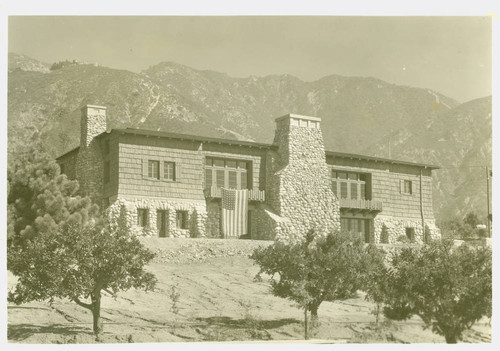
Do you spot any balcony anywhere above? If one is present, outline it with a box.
[339,198,383,212]
[204,186,266,202]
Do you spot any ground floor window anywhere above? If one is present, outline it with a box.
[176,210,188,229]
[340,217,372,243]
[406,227,415,243]
[137,208,149,227]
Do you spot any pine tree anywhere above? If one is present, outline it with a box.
[7,141,157,336]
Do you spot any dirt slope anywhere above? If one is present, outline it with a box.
[7,239,491,344]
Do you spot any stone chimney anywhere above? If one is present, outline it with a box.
[76,105,107,203]
[80,105,107,148]
[269,114,340,241]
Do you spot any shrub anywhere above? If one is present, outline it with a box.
[251,230,384,339]
[381,240,491,343]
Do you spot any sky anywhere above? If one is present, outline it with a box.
[7,15,493,103]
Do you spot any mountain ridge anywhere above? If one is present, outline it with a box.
[7,53,491,222]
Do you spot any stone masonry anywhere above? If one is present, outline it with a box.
[75,105,107,205]
[266,114,340,242]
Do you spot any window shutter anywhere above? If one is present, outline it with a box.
[142,159,148,178]
[399,180,404,194]
[175,163,181,182]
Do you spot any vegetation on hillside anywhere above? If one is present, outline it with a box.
[438,211,489,239]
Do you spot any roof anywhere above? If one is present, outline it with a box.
[56,146,80,160]
[325,151,440,170]
[110,128,275,149]
[56,127,439,170]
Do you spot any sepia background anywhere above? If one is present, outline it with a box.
[2,1,498,347]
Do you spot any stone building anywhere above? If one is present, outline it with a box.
[57,105,440,243]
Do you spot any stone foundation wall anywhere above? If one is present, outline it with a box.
[205,201,222,238]
[251,205,298,242]
[107,197,207,238]
[373,214,440,244]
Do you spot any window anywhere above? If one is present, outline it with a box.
[406,227,415,243]
[341,217,372,243]
[205,169,213,188]
[148,160,160,179]
[205,157,250,190]
[176,210,188,229]
[104,161,110,184]
[216,169,225,188]
[164,161,175,180]
[137,209,149,227]
[350,183,358,199]
[228,171,237,188]
[330,169,369,200]
[60,163,65,174]
[340,182,348,198]
[404,180,412,194]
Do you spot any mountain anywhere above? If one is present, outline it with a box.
[7,53,492,222]
[8,53,51,73]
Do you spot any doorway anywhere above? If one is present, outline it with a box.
[157,210,169,238]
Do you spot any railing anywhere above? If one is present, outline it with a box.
[203,186,266,202]
[339,198,383,211]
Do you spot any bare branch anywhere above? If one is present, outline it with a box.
[73,297,93,310]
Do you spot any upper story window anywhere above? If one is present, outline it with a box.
[164,161,175,181]
[148,160,160,180]
[401,180,413,195]
[205,157,251,190]
[331,170,368,200]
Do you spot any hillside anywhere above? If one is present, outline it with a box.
[7,239,491,343]
[7,53,492,222]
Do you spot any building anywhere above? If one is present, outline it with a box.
[57,105,441,243]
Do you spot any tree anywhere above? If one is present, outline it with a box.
[380,240,491,343]
[251,230,384,339]
[362,247,389,325]
[7,143,157,336]
[439,212,488,239]
[463,212,480,228]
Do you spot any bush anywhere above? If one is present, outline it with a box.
[380,240,491,343]
[251,230,385,339]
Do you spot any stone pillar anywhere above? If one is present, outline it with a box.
[76,105,107,204]
[269,114,340,242]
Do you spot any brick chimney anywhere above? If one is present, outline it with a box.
[269,113,340,240]
[81,105,107,148]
